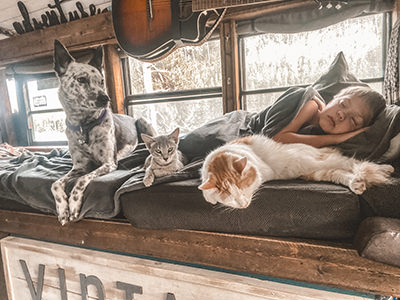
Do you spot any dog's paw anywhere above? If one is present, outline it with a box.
[69,211,79,222]
[57,208,70,226]
[143,176,154,187]
[53,188,70,225]
[68,195,82,222]
[349,176,367,195]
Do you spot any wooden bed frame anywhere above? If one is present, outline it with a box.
[1,1,400,298]
[0,209,400,297]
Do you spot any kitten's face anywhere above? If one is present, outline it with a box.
[199,152,261,209]
[141,128,180,166]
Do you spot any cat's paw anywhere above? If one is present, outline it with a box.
[356,162,394,186]
[143,176,154,187]
[349,176,367,195]
[375,164,395,183]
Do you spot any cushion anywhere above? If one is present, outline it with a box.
[354,217,400,267]
[120,52,398,240]
[312,51,368,103]
[121,179,361,240]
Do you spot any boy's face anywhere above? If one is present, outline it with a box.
[318,95,372,134]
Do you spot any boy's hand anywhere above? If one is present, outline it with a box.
[340,126,370,142]
[311,97,326,111]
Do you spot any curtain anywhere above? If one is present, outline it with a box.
[384,18,400,104]
[236,0,394,35]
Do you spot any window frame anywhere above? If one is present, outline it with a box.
[238,12,392,112]
[13,73,67,146]
[120,40,224,134]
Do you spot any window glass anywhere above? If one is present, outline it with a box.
[6,78,19,113]
[242,14,384,112]
[244,92,283,114]
[30,112,66,142]
[129,98,223,135]
[25,77,66,143]
[127,40,223,134]
[27,78,62,111]
[128,40,222,94]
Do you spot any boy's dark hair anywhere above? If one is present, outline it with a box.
[335,86,386,126]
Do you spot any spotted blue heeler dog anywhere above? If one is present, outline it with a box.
[51,40,154,225]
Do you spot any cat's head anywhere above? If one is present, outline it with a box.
[198,152,261,209]
[141,127,180,165]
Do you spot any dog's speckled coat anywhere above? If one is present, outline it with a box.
[51,40,154,225]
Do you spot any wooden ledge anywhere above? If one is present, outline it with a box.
[0,209,399,296]
[0,11,115,67]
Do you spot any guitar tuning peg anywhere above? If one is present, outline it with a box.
[326,2,333,9]
[335,3,342,9]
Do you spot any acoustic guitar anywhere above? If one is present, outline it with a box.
[112,0,281,61]
[112,0,347,61]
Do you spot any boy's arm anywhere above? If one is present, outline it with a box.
[273,99,367,148]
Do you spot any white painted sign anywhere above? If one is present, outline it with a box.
[1,237,370,300]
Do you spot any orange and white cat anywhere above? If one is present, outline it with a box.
[199,135,394,209]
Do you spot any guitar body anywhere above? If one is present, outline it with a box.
[112,0,225,60]
[113,0,175,57]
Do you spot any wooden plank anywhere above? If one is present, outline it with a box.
[0,69,17,145]
[0,11,115,67]
[220,20,240,113]
[394,0,400,24]
[1,236,371,300]
[0,0,111,32]
[224,0,313,21]
[0,232,9,300]
[103,44,125,114]
[0,210,399,296]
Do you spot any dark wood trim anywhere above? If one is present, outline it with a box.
[0,209,400,296]
[394,0,400,24]
[220,20,240,113]
[103,44,125,114]
[0,69,17,145]
[224,0,313,21]
[0,11,115,67]
[0,232,9,300]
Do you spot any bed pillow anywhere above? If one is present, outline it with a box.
[311,52,400,162]
[312,51,368,103]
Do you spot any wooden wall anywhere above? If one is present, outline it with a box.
[0,0,111,39]
[0,232,9,300]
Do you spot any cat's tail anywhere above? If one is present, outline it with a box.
[135,117,156,143]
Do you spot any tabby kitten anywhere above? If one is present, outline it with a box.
[199,135,394,209]
[141,127,184,187]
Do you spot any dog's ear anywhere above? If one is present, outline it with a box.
[89,46,103,72]
[54,40,74,76]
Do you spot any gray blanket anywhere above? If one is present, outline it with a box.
[0,86,399,219]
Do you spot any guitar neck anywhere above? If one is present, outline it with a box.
[192,0,282,12]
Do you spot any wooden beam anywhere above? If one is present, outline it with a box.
[0,209,400,296]
[0,69,17,145]
[220,20,240,113]
[224,0,312,21]
[0,232,9,300]
[394,0,400,24]
[0,11,115,67]
[103,44,125,114]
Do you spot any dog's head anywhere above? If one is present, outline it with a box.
[53,40,110,111]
